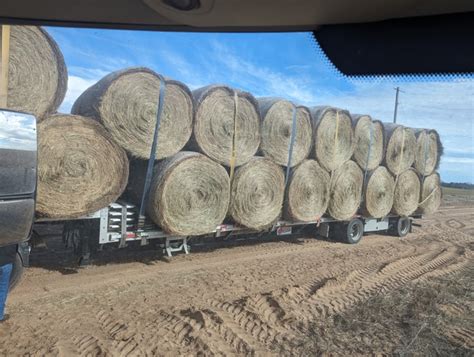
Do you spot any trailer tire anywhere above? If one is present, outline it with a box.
[339,219,364,244]
[9,253,24,290]
[394,216,411,237]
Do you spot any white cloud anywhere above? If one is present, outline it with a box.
[59,75,99,113]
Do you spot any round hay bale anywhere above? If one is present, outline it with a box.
[37,114,129,218]
[383,124,416,175]
[72,67,193,160]
[229,157,285,230]
[258,98,312,167]
[8,26,67,121]
[310,106,354,172]
[284,160,330,222]
[351,115,384,171]
[362,166,395,218]
[392,168,421,216]
[328,160,363,220]
[418,173,442,214]
[414,129,442,176]
[190,85,260,166]
[129,152,230,235]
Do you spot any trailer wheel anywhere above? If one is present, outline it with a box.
[338,219,364,244]
[9,253,24,290]
[394,216,411,237]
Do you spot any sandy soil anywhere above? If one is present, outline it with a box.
[0,197,472,356]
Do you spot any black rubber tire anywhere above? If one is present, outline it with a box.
[395,216,411,237]
[339,219,364,244]
[9,253,24,290]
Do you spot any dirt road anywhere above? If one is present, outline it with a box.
[1,202,473,356]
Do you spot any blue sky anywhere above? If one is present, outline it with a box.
[47,27,474,183]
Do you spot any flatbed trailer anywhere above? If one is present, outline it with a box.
[34,201,421,265]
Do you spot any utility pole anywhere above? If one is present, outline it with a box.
[393,87,401,123]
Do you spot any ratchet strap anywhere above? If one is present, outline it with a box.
[228,90,238,183]
[333,110,340,168]
[393,126,406,190]
[284,104,298,186]
[360,119,374,204]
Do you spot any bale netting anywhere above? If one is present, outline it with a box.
[190,85,260,166]
[229,157,285,230]
[392,168,421,216]
[284,159,330,222]
[310,106,354,172]
[414,129,443,176]
[258,98,312,167]
[361,166,395,218]
[383,124,416,176]
[128,152,230,236]
[418,173,442,214]
[37,114,129,219]
[328,160,363,220]
[351,115,384,171]
[8,26,67,121]
[72,67,193,160]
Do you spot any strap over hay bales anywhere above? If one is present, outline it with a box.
[190,85,260,167]
[414,129,443,176]
[72,67,193,160]
[328,160,363,220]
[284,159,330,222]
[351,115,384,171]
[417,172,442,214]
[229,157,285,230]
[7,26,67,121]
[128,152,230,236]
[383,124,416,176]
[310,106,354,172]
[36,114,129,219]
[361,166,395,218]
[258,98,312,167]
[392,168,421,216]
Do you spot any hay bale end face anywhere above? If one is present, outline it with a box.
[72,67,193,160]
[418,173,442,214]
[258,98,312,167]
[414,129,442,176]
[128,152,230,236]
[229,157,285,230]
[392,168,421,216]
[37,114,129,218]
[384,124,416,176]
[351,115,384,171]
[191,85,260,166]
[362,166,394,218]
[8,26,67,121]
[311,106,354,172]
[328,160,363,220]
[284,159,330,222]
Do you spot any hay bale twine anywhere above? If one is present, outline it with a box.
[37,114,129,218]
[284,160,330,221]
[383,124,416,175]
[229,157,285,230]
[392,168,421,216]
[351,115,384,171]
[310,106,354,172]
[414,129,442,176]
[128,152,230,235]
[418,173,442,214]
[362,166,395,218]
[258,98,312,167]
[8,26,67,121]
[72,67,193,160]
[328,160,363,220]
[190,85,260,166]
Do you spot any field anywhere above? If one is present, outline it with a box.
[0,188,472,356]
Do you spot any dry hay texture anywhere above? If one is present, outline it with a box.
[128,152,230,236]
[229,157,285,230]
[37,114,129,218]
[383,124,416,176]
[351,115,384,171]
[362,166,395,218]
[392,168,421,216]
[328,160,363,220]
[190,85,260,166]
[414,129,443,176]
[284,159,330,221]
[7,26,67,121]
[72,67,193,160]
[310,106,354,172]
[418,172,442,214]
[258,98,312,167]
